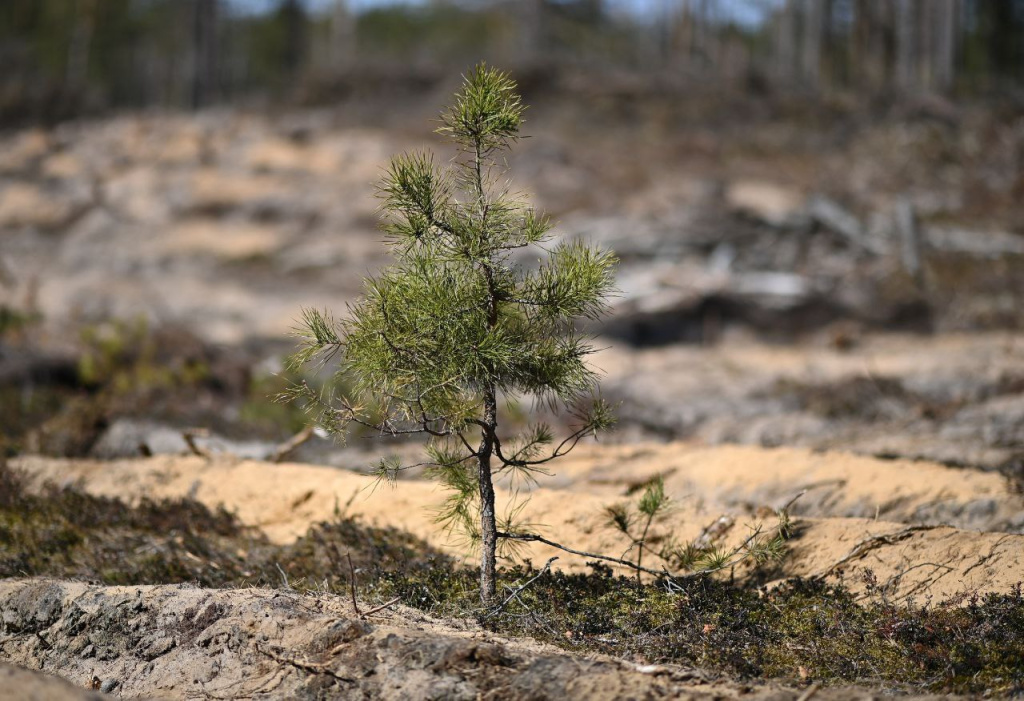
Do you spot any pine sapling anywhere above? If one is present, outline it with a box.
[283,64,617,603]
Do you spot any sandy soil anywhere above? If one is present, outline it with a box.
[13,443,1024,602]
[0,578,954,701]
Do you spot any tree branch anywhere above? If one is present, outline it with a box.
[497,531,668,578]
[494,425,589,468]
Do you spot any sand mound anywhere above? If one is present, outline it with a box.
[541,442,1024,531]
[12,443,1024,601]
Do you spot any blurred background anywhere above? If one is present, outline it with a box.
[3,0,1024,120]
[1,1,1022,477]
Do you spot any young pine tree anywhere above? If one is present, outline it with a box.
[285,65,617,603]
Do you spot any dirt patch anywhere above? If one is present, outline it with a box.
[1,578,881,701]
[596,332,1024,473]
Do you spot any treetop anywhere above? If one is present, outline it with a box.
[439,63,525,152]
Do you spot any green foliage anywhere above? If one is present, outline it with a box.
[77,317,210,392]
[238,368,312,436]
[287,65,617,594]
[291,64,615,423]
[604,479,793,583]
[354,4,516,65]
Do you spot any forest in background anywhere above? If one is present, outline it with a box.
[1,0,1023,125]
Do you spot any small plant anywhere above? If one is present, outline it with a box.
[605,475,672,583]
[284,64,617,603]
[605,477,793,581]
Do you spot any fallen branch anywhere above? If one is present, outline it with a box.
[360,597,401,618]
[0,634,25,647]
[817,525,941,578]
[483,557,558,621]
[255,643,356,683]
[498,531,668,578]
[182,428,211,458]
[808,195,887,255]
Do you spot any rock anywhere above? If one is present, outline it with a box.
[160,220,286,262]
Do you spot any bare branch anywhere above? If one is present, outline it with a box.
[483,556,558,621]
[494,425,589,468]
[497,531,668,578]
[270,426,315,463]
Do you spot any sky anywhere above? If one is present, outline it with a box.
[226,0,779,28]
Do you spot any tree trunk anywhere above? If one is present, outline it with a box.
[281,0,306,79]
[800,0,824,88]
[774,0,797,85]
[477,386,498,604]
[65,0,96,94]
[896,0,917,90]
[329,0,354,73]
[518,0,544,63]
[191,0,219,109]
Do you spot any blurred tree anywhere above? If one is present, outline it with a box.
[801,0,824,87]
[2,0,1024,122]
[65,0,96,94]
[192,0,220,108]
[281,0,307,77]
[329,0,354,71]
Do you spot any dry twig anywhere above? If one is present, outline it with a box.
[361,597,401,618]
[346,553,362,617]
[255,644,356,683]
[484,557,558,620]
[817,525,940,578]
[270,426,315,463]
[182,428,211,458]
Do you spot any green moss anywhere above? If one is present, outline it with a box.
[371,565,1024,694]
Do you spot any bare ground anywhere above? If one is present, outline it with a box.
[0,578,954,701]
